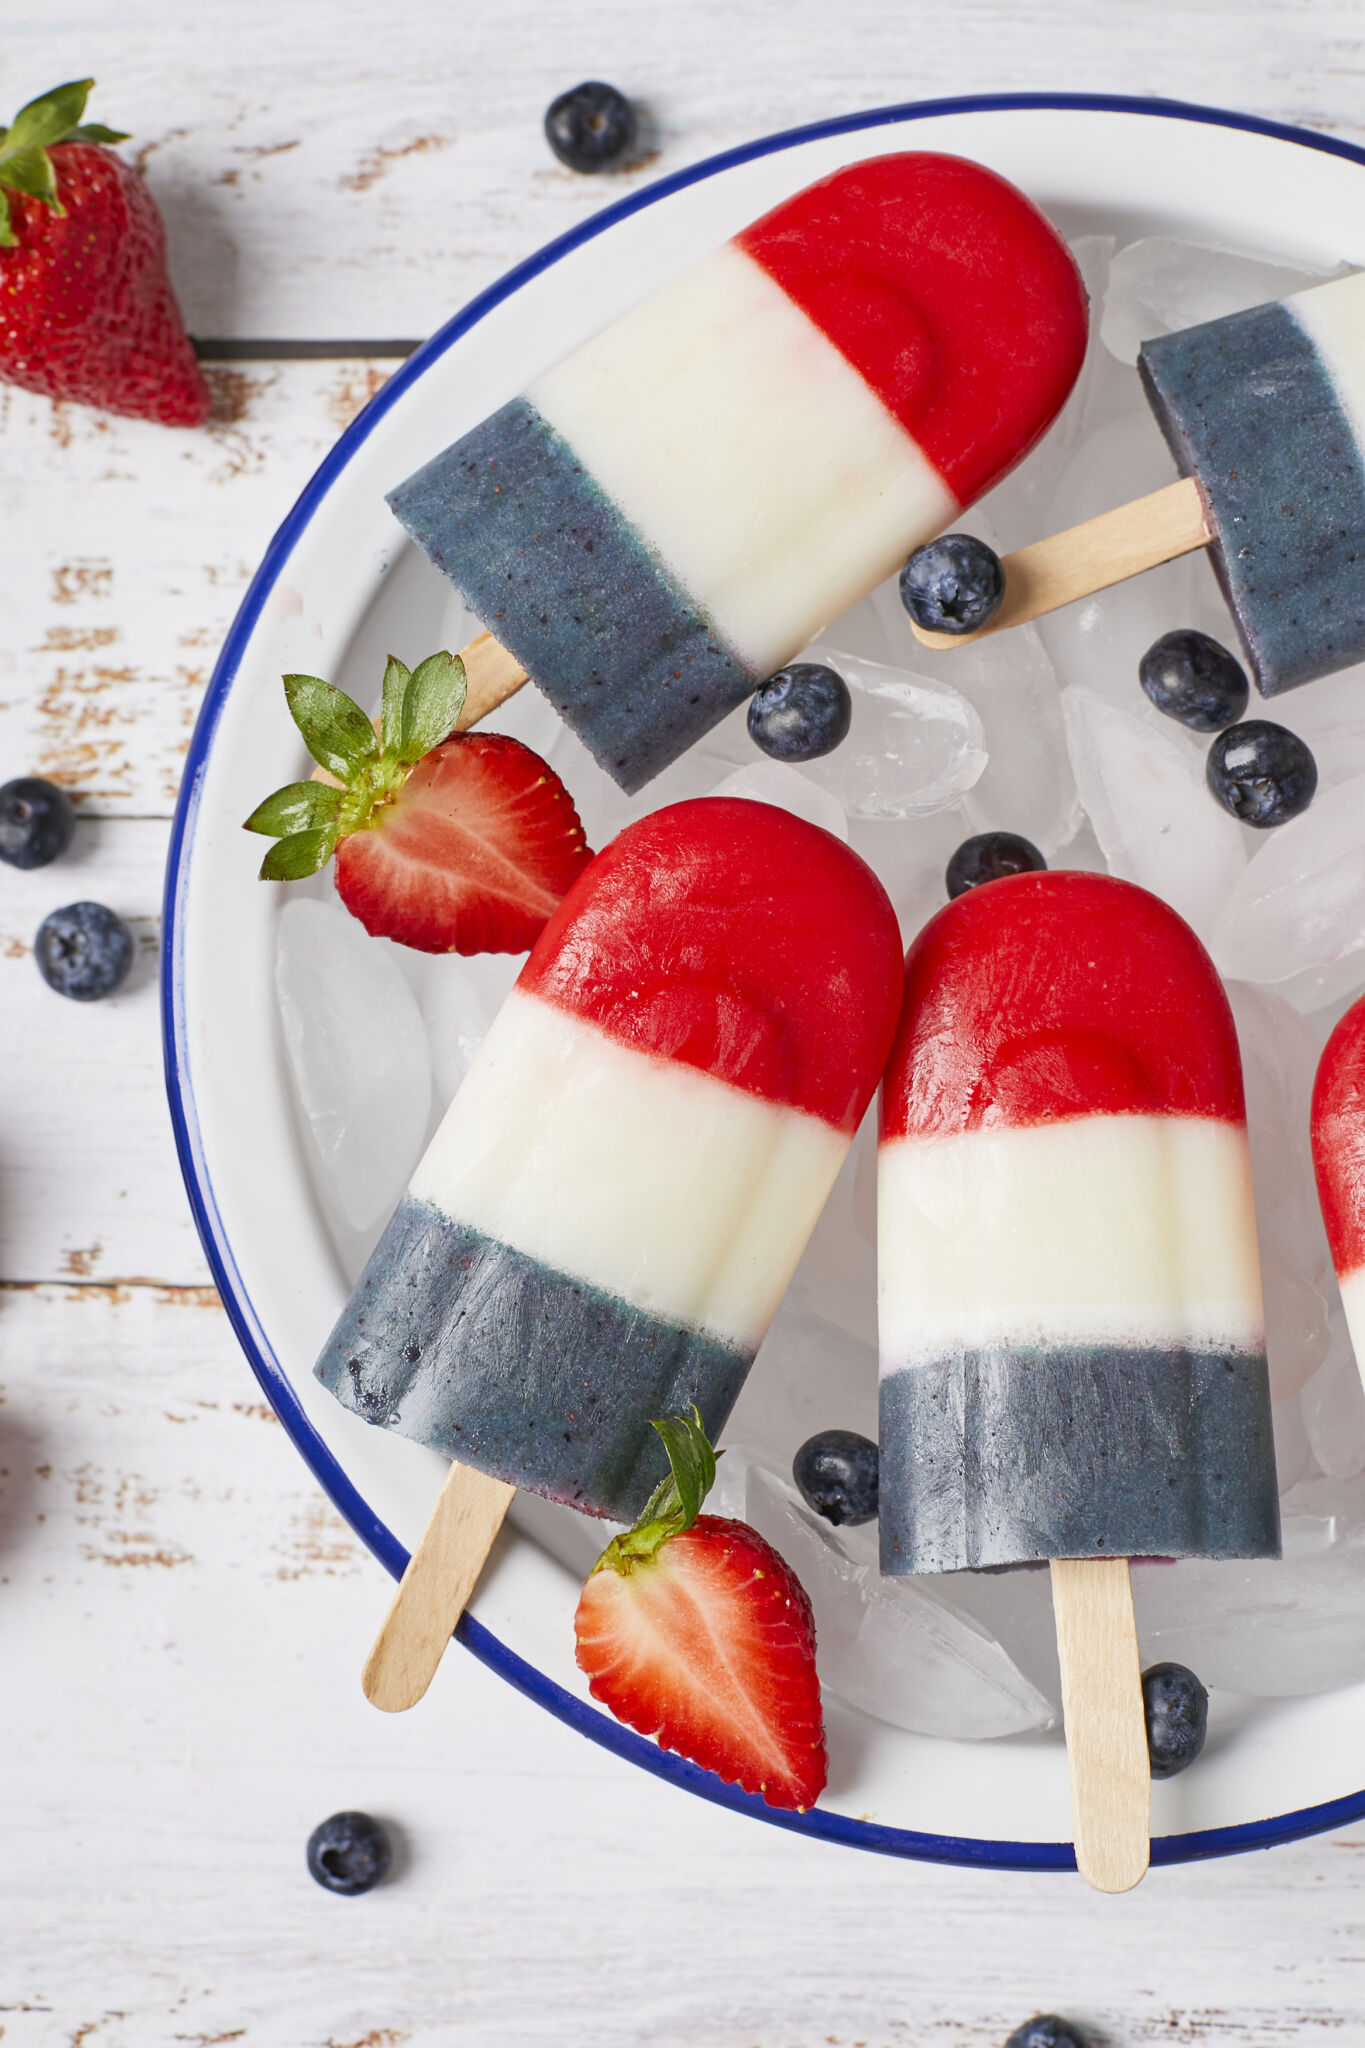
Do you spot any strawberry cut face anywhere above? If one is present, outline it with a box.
[574,1514,828,1812]
[334,731,592,955]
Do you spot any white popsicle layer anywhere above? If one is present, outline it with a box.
[410,988,849,1351]
[529,242,957,678]
[878,1113,1265,1370]
[1289,269,1365,447]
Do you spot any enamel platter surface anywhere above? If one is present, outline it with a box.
[164,94,1365,1870]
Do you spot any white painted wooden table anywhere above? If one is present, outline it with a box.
[5,5,1365,2041]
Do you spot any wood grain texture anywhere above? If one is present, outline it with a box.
[363,1463,517,1711]
[1052,1558,1151,1895]
[4,4,1365,2038]
[458,630,531,727]
[911,475,1211,652]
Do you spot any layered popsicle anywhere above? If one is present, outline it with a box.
[316,796,904,1523]
[913,268,1365,697]
[1140,271,1365,696]
[389,152,1088,792]
[878,869,1280,1574]
[1311,993,1365,1382]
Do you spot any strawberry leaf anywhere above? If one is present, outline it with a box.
[69,122,129,145]
[591,1408,719,1576]
[0,189,13,249]
[4,80,93,153]
[398,650,467,764]
[0,143,60,209]
[647,1411,717,1528]
[243,780,344,837]
[379,655,412,759]
[258,826,340,882]
[282,672,379,782]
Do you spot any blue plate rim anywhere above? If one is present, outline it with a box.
[162,89,1365,1871]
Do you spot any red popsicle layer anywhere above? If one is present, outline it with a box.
[521,796,905,1135]
[739,150,1089,507]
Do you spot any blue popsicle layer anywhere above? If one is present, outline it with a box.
[879,1344,1281,1573]
[314,1194,751,1522]
[386,399,759,794]
[1140,302,1365,696]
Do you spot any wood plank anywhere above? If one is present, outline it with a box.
[3,1283,1365,2048]
[0,818,212,1286]
[0,363,397,822]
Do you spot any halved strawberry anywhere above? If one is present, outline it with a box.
[574,1413,827,1812]
[244,650,592,954]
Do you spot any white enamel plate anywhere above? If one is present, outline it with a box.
[164,94,1365,1870]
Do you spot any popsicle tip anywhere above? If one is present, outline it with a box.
[1074,1833,1150,1894]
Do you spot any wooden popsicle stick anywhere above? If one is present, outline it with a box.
[363,1461,517,1712]
[1050,1556,1150,1894]
[454,628,530,728]
[910,474,1212,653]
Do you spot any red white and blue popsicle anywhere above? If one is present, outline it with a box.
[877,868,1279,1891]
[878,869,1280,1575]
[317,797,904,1524]
[1311,995,1365,1384]
[914,269,1365,696]
[389,153,1088,791]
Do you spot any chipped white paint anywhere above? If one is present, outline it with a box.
[4,5,1365,2042]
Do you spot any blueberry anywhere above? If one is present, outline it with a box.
[1004,2020,1088,2048]
[1139,628,1249,732]
[1142,1661,1209,1780]
[1206,720,1317,828]
[306,1810,392,1895]
[945,831,1047,900]
[0,776,76,869]
[34,901,133,1001]
[544,82,636,173]
[793,1430,879,1527]
[899,534,1005,635]
[748,663,852,763]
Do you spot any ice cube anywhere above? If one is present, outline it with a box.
[1210,774,1365,1009]
[1279,1470,1365,1526]
[420,949,523,1108]
[800,645,986,820]
[709,759,848,841]
[1036,409,1232,711]
[1272,1394,1312,1496]
[742,1464,1058,1739]
[1301,1315,1365,1480]
[843,804,967,943]
[1100,237,1338,366]
[275,899,432,1234]
[1060,686,1245,943]
[1131,1510,1365,1697]
[891,599,1080,856]
[1226,983,1332,1400]
[1259,659,1365,793]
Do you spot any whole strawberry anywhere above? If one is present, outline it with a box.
[0,78,209,425]
[575,1413,828,1812]
[245,649,593,955]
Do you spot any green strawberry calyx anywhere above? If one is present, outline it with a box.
[0,79,130,248]
[589,1409,720,1578]
[243,651,468,882]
